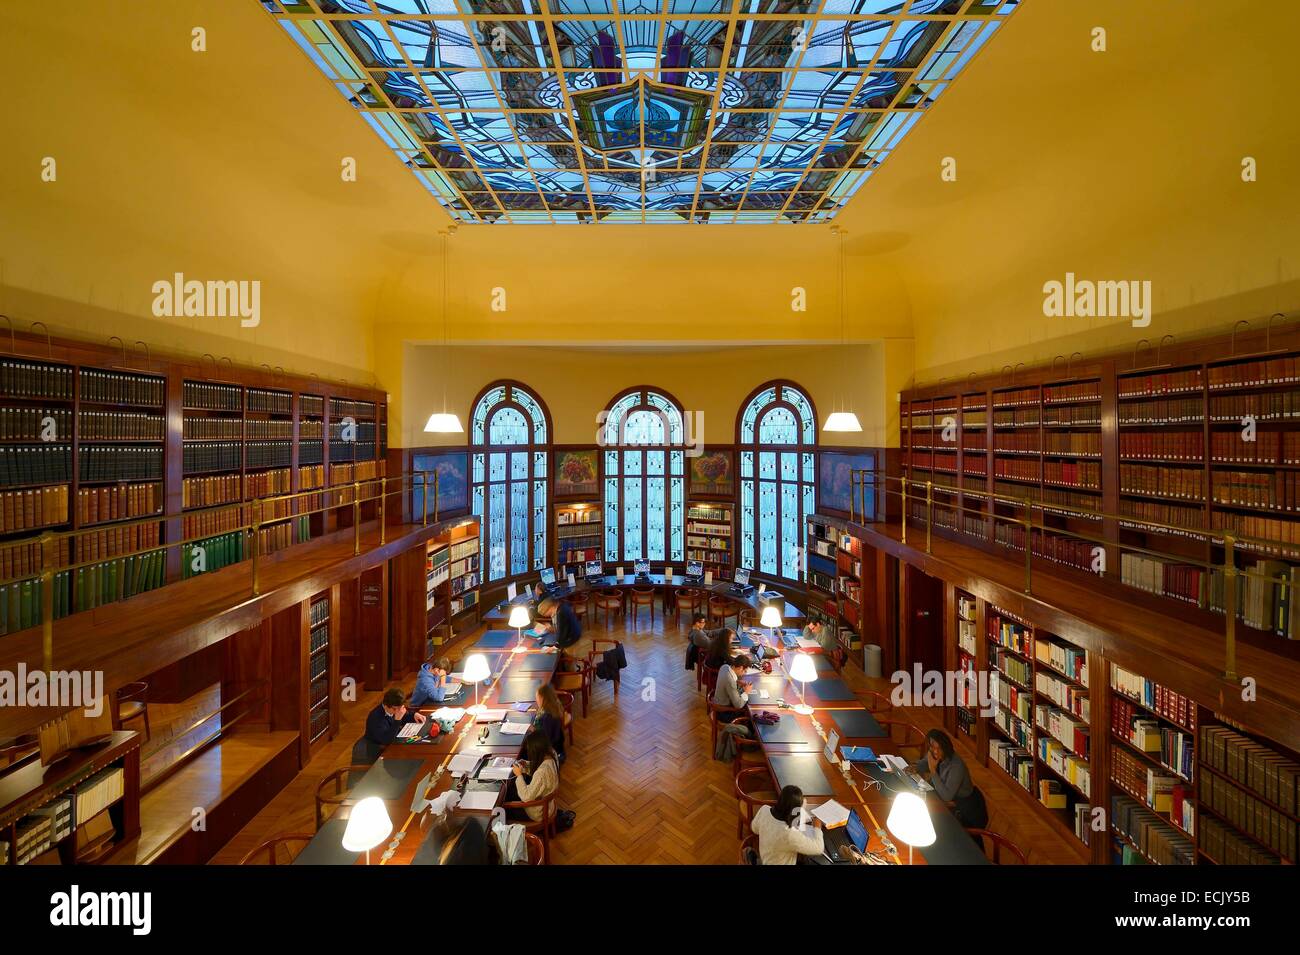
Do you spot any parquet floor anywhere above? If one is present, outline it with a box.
[212,609,1083,864]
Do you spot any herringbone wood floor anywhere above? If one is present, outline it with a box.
[212,609,1083,864]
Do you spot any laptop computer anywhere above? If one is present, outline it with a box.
[634,558,650,580]
[538,567,562,594]
[730,566,754,595]
[684,559,704,583]
[584,560,604,581]
[823,808,871,862]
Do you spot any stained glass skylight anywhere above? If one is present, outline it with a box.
[259,0,1019,224]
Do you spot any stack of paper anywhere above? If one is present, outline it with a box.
[431,707,466,722]
[500,720,531,736]
[812,799,851,829]
[448,753,482,777]
[475,709,507,723]
[478,756,517,781]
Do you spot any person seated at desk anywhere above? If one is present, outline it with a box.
[802,620,845,669]
[533,684,568,763]
[365,687,426,748]
[410,656,453,707]
[711,653,752,720]
[914,728,988,828]
[689,614,720,650]
[529,581,546,605]
[507,729,560,824]
[751,785,825,865]
[534,596,582,660]
[704,628,738,669]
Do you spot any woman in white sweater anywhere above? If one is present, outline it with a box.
[508,730,560,823]
[751,786,825,865]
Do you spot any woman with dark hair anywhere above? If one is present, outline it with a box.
[914,728,988,828]
[750,785,825,865]
[704,628,736,670]
[533,683,568,763]
[506,729,560,824]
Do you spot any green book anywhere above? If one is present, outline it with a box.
[20,579,34,629]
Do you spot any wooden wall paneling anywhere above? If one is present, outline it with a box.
[222,620,272,731]
[387,543,427,680]
[145,642,222,704]
[269,601,305,765]
[942,580,958,739]
[336,575,360,684]
[327,582,342,744]
[357,563,388,692]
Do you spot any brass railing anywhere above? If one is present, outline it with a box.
[846,468,1300,681]
[1,470,442,669]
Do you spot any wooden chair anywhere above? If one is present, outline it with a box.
[594,589,624,628]
[708,595,739,629]
[701,664,720,708]
[238,833,313,865]
[586,638,622,697]
[114,682,151,740]
[734,765,777,838]
[707,698,751,754]
[732,733,766,781]
[523,832,546,865]
[566,592,590,626]
[314,764,373,830]
[628,587,656,628]
[739,833,761,865]
[738,609,759,630]
[555,690,576,747]
[552,660,592,717]
[500,791,559,864]
[675,588,705,628]
[872,719,927,761]
[966,828,1029,864]
[856,689,894,714]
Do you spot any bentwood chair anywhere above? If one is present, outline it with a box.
[872,719,927,762]
[595,589,624,628]
[587,638,622,697]
[738,609,759,630]
[500,791,559,864]
[628,587,656,628]
[708,596,740,629]
[739,833,761,865]
[707,698,752,754]
[856,689,895,714]
[966,828,1029,864]
[314,764,373,830]
[238,833,313,865]
[114,681,151,741]
[675,588,705,628]
[555,690,577,747]
[566,592,590,627]
[701,664,720,708]
[523,833,546,865]
[734,765,778,839]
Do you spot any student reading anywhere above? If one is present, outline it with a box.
[914,728,988,829]
[751,785,825,865]
[533,596,582,651]
[365,687,427,748]
[506,729,560,823]
[410,656,453,707]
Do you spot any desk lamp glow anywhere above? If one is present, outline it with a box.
[508,604,531,654]
[342,796,391,865]
[788,651,818,716]
[886,791,936,865]
[462,652,491,715]
[760,605,782,648]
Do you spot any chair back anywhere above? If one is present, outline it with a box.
[739,833,761,865]
[702,664,720,700]
[874,719,926,760]
[238,833,314,865]
[965,828,1029,864]
[523,833,546,865]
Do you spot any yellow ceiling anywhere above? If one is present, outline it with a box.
[1,1,1297,392]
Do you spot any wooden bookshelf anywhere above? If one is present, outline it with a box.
[806,514,865,666]
[425,540,449,654]
[687,502,733,578]
[555,502,602,569]
[446,524,481,639]
[307,590,333,750]
[0,334,385,636]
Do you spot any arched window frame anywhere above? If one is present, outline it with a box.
[736,380,818,582]
[469,380,552,584]
[600,386,688,565]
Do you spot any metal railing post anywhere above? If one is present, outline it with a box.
[422,470,430,526]
[379,477,387,545]
[353,481,361,555]
[434,470,441,523]
[925,480,933,554]
[849,472,858,523]
[1223,535,1238,679]
[900,479,908,545]
[40,532,55,671]
[251,499,262,596]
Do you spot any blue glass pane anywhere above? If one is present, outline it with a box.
[741,450,754,479]
[489,453,506,482]
[511,479,529,577]
[533,480,547,569]
[781,452,798,481]
[783,386,816,443]
[647,477,666,561]
[513,387,548,443]
[625,409,665,447]
[802,452,815,483]
[670,477,684,561]
[781,482,799,581]
[471,385,505,442]
[623,478,644,560]
[488,482,507,582]
[741,478,755,571]
[534,450,546,477]
[510,451,527,480]
[473,452,485,483]
[758,481,777,575]
[490,406,529,445]
[671,449,684,476]
[760,406,799,445]
[605,449,619,476]
[646,392,683,443]
[605,392,639,442]
[759,451,776,480]
[647,450,665,476]
[604,477,620,561]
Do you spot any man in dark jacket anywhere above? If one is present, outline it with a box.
[534,596,581,650]
[365,687,426,749]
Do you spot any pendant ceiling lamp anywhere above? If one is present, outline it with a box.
[424,228,464,433]
[823,226,862,433]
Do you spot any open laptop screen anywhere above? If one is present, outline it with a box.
[686,560,704,577]
[584,560,603,579]
[733,567,750,587]
[539,567,556,586]
[634,559,650,575]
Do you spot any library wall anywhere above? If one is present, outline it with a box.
[400,342,910,449]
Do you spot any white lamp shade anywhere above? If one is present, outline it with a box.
[341,796,392,853]
[788,652,819,684]
[462,653,491,684]
[508,605,531,628]
[423,412,464,433]
[760,606,783,629]
[886,791,936,848]
[822,411,863,433]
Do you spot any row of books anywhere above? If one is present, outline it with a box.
[1211,511,1300,553]
[183,507,243,541]
[1120,431,1203,461]
[992,387,1038,408]
[74,767,125,826]
[1118,397,1202,425]
[310,624,329,656]
[80,445,163,482]
[183,380,241,411]
[1,538,55,581]
[1036,670,1090,720]
[0,573,70,634]
[330,397,376,419]
[300,464,325,488]
[1044,432,1101,456]
[1199,723,1300,816]
[330,460,381,484]
[183,417,244,440]
[1,485,68,533]
[247,389,292,414]
[961,434,986,451]
[0,405,71,439]
[246,441,292,469]
[1119,369,1203,398]
[1207,356,1300,390]
[987,609,1033,654]
[1037,737,1092,797]
[182,474,242,509]
[329,421,377,441]
[1198,771,1297,861]
[300,394,324,416]
[1200,816,1282,865]
[993,457,1040,483]
[1038,485,1103,517]
[1035,638,1089,684]
[1210,429,1300,465]
[310,593,330,627]
[1044,381,1101,404]
[0,359,74,400]
[79,411,164,441]
[245,468,291,497]
[992,409,1038,427]
[1111,794,1195,864]
[300,420,324,439]
[1044,405,1100,426]
[989,645,1032,687]
[994,524,1096,573]
[74,550,166,611]
[989,739,1033,791]
[1119,463,1203,500]
[182,441,241,474]
[1,443,71,485]
[1036,703,1090,759]
[1118,497,1204,533]
[1209,390,1300,421]
[72,521,161,566]
[1045,460,1101,489]
[257,517,309,557]
[1109,664,1197,729]
[183,531,245,577]
[82,369,164,406]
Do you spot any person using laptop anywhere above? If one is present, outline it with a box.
[534,596,582,656]
[914,728,987,828]
[530,581,547,605]
[410,656,454,707]
[751,785,825,865]
[364,687,426,749]
[689,614,727,651]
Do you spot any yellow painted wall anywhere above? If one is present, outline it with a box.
[401,343,908,450]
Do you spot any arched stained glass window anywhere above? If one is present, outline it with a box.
[602,387,686,564]
[469,382,550,583]
[737,382,817,581]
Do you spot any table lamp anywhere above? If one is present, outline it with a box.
[760,605,782,648]
[463,652,491,714]
[788,651,818,716]
[508,604,531,654]
[342,796,392,865]
[886,791,936,865]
